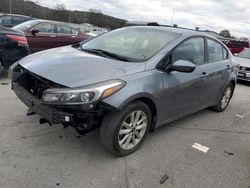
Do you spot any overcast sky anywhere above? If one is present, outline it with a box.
[34,0,250,37]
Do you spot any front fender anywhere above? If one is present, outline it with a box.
[102,70,163,111]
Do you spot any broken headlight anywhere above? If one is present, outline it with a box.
[41,79,126,105]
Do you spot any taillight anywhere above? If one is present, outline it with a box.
[6,35,28,46]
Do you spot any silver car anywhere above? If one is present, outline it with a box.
[10,26,237,156]
[234,48,250,81]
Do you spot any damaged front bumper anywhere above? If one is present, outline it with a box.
[11,65,120,134]
[13,82,74,124]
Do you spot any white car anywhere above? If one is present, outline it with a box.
[234,48,250,81]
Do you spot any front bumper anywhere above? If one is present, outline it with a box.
[12,82,74,124]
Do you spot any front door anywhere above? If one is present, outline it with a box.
[27,23,57,52]
[159,37,208,123]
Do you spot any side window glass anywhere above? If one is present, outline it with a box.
[34,23,55,33]
[207,39,223,62]
[172,38,204,65]
[223,47,228,59]
[12,16,26,25]
[57,25,73,34]
[72,28,77,35]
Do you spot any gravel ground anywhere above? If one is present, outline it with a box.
[0,72,249,188]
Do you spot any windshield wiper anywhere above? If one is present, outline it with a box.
[82,48,131,62]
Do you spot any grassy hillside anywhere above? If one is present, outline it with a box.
[0,0,127,29]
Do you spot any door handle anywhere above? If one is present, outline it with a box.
[201,72,208,79]
[50,35,56,38]
[226,65,231,69]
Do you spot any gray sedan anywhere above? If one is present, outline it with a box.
[10,26,237,156]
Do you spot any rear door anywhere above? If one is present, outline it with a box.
[27,23,57,52]
[200,38,230,105]
[55,24,78,47]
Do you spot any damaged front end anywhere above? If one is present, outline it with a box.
[11,64,124,134]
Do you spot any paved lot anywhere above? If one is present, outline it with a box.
[0,72,249,188]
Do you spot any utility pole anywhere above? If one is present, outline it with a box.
[69,11,71,23]
[9,0,12,14]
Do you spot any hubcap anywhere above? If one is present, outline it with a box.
[118,110,148,150]
[221,87,232,109]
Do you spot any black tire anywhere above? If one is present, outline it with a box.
[211,83,234,112]
[0,60,3,76]
[100,101,152,156]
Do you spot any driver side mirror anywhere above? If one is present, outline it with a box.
[170,60,196,73]
[31,29,39,36]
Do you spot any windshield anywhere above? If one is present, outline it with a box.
[238,48,250,59]
[81,27,180,62]
[13,20,40,31]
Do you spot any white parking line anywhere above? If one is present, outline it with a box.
[192,143,210,153]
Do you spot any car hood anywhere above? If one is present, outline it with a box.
[234,57,250,68]
[19,46,145,87]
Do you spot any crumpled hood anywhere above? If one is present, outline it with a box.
[19,46,145,87]
[234,57,250,68]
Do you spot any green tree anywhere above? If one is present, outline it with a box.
[219,30,231,38]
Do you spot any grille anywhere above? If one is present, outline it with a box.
[239,66,250,71]
[15,68,66,99]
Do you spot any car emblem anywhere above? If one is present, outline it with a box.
[241,67,246,70]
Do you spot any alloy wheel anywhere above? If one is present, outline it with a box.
[118,110,148,150]
[221,86,232,109]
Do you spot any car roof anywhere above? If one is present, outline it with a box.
[128,26,216,38]
[28,19,79,29]
[0,14,31,18]
[32,19,73,25]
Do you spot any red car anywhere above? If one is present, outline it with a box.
[224,40,249,55]
[13,20,90,53]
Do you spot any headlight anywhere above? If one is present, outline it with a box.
[41,79,126,105]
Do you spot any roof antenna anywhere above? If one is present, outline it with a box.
[171,10,175,25]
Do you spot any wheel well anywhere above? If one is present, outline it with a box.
[230,80,236,90]
[135,97,157,131]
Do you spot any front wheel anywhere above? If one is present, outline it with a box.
[100,101,151,156]
[211,83,234,112]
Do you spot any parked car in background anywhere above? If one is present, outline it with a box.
[225,40,249,55]
[0,26,30,75]
[234,48,250,81]
[0,14,32,27]
[13,20,90,53]
[10,26,236,156]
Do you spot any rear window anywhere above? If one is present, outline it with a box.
[0,16,11,24]
[237,48,250,59]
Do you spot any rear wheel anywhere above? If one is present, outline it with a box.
[100,101,151,156]
[211,83,234,112]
